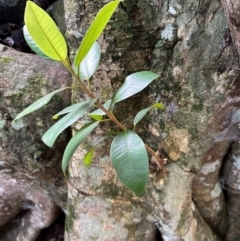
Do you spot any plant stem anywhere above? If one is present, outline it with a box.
[63,60,162,164]
[63,61,125,129]
[145,144,162,163]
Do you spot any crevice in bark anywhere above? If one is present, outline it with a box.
[155,227,163,241]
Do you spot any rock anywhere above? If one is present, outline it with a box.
[0,172,60,241]
[0,44,72,239]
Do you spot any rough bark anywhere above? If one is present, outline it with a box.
[222,143,240,241]
[63,0,240,240]
[192,141,229,237]
[221,0,240,57]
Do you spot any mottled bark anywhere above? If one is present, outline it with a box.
[221,0,240,57]
[63,0,239,240]
[221,143,240,241]
[192,141,229,237]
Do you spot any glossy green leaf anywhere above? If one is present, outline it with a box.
[133,107,151,126]
[13,87,69,121]
[112,71,159,104]
[42,99,96,147]
[83,148,95,166]
[23,25,51,60]
[89,100,114,120]
[110,130,149,193]
[133,102,164,126]
[52,102,85,119]
[24,1,67,61]
[74,0,121,66]
[62,121,99,173]
[79,42,101,80]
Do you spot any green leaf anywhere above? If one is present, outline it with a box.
[52,102,86,119]
[62,121,99,173]
[110,130,149,194]
[24,1,67,61]
[13,87,69,121]
[112,71,159,104]
[83,132,113,166]
[79,41,101,80]
[83,148,95,166]
[42,99,96,147]
[74,0,121,66]
[89,114,103,121]
[89,100,114,120]
[133,102,164,126]
[133,107,151,126]
[23,25,51,60]
[152,103,164,109]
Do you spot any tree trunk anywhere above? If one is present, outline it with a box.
[63,0,240,240]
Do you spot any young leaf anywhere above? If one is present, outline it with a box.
[133,102,164,126]
[24,1,67,61]
[23,25,51,60]
[52,102,86,120]
[89,100,114,120]
[13,87,69,121]
[152,103,165,109]
[110,130,149,194]
[79,42,101,80]
[42,99,96,147]
[62,121,99,173]
[74,0,121,67]
[83,148,95,166]
[83,132,113,166]
[111,71,159,104]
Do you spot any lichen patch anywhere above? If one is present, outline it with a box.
[162,127,190,161]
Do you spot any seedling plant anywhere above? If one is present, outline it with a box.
[14,0,164,194]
